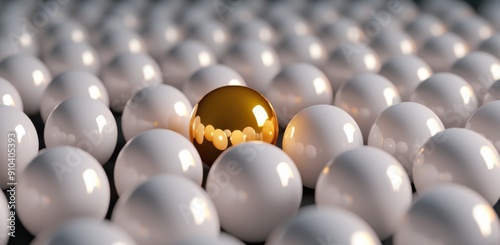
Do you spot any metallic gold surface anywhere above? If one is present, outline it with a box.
[190,86,279,166]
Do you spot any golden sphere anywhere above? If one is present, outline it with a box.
[189,86,279,166]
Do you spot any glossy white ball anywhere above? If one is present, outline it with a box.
[112,174,220,245]
[483,80,500,103]
[114,129,203,196]
[316,146,412,240]
[370,29,417,64]
[413,128,500,205]
[283,105,363,188]
[410,72,478,128]
[318,17,365,52]
[394,184,500,245]
[0,54,52,115]
[419,33,469,73]
[96,28,147,65]
[44,97,118,164]
[17,146,110,235]
[186,20,230,58]
[43,41,100,76]
[334,73,401,141]
[266,63,332,127]
[183,64,246,105]
[0,193,8,245]
[102,52,162,112]
[405,14,446,49]
[141,19,182,62]
[266,206,381,245]
[121,84,192,141]
[466,101,500,155]
[368,102,445,180]
[207,142,302,242]
[277,35,327,67]
[0,77,23,110]
[0,105,38,189]
[451,16,494,50]
[40,70,109,122]
[230,18,278,46]
[479,34,500,60]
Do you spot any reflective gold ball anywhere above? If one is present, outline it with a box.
[189,86,279,166]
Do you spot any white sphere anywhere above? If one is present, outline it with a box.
[316,146,412,240]
[0,193,8,245]
[466,101,500,160]
[483,80,500,104]
[121,84,192,141]
[40,20,89,56]
[221,39,281,93]
[0,54,52,115]
[96,28,148,65]
[380,55,432,101]
[207,142,302,242]
[368,102,445,180]
[172,233,245,245]
[480,34,500,60]
[102,52,162,112]
[334,73,401,141]
[266,206,381,245]
[40,70,109,122]
[186,20,230,57]
[230,18,278,46]
[304,1,339,32]
[183,64,246,105]
[283,105,363,188]
[451,51,500,102]
[413,128,500,205]
[322,44,381,93]
[160,40,216,90]
[419,33,469,73]
[0,77,23,110]
[268,14,313,42]
[43,41,100,76]
[0,105,38,189]
[405,14,446,49]
[114,129,203,196]
[277,35,327,67]
[32,219,136,245]
[410,72,478,128]
[266,63,332,127]
[17,146,110,235]
[141,19,182,62]
[318,17,365,52]
[44,97,118,164]
[112,174,220,245]
[394,184,500,245]
[451,16,494,50]
[370,30,417,64]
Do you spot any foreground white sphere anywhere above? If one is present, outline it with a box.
[368,102,445,180]
[207,142,302,242]
[112,174,220,245]
[283,105,363,188]
[0,105,38,189]
[266,206,381,245]
[316,146,412,240]
[114,129,203,196]
[413,128,500,205]
[17,146,110,235]
[44,97,118,164]
[0,77,23,110]
[394,184,500,245]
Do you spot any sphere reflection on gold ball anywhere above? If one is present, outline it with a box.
[189,86,279,166]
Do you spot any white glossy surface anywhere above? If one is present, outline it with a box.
[114,129,203,196]
[318,17,365,52]
[268,14,313,42]
[221,39,281,93]
[466,101,500,155]
[160,40,216,90]
[405,14,446,49]
[483,80,500,104]
[266,206,381,245]
[40,20,89,56]
[370,30,417,64]
[121,84,193,141]
[102,52,162,112]
[43,41,100,76]
[0,77,23,110]
[316,146,412,240]
[451,51,500,102]
[322,44,381,93]
[141,19,182,62]
[413,128,500,205]
[480,34,500,60]
[379,55,432,101]
[277,35,327,67]
[96,28,148,65]
[207,142,302,242]
[410,72,478,128]
[451,16,494,50]
[17,146,110,235]
[40,70,109,123]
[0,193,8,245]
[394,184,500,245]
[283,105,363,188]
[266,63,332,127]
[368,102,445,180]
[32,219,136,245]
[0,105,38,189]
[0,54,52,115]
[334,73,401,141]
[112,174,220,245]
[230,18,278,46]
[183,64,246,105]
[44,97,118,164]
[419,33,469,73]
[186,20,230,57]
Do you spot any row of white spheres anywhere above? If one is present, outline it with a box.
[0,0,498,245]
